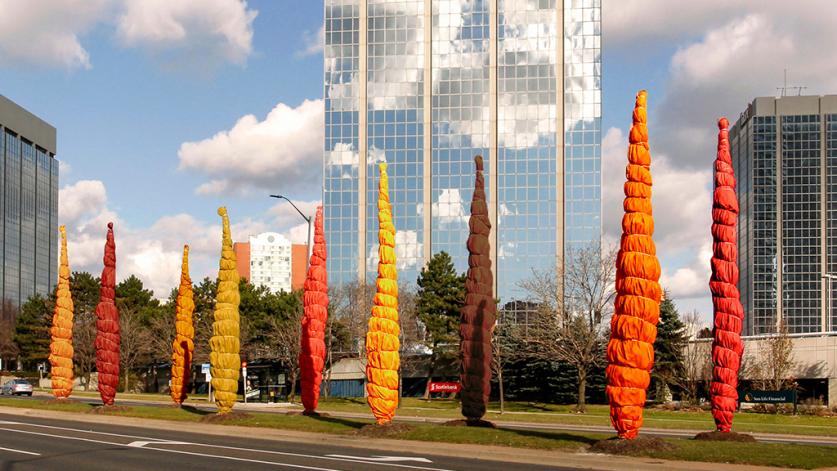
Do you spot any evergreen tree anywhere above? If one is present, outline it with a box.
[13,294,52,369]
[653,291,688,400]
[416,252,465,398]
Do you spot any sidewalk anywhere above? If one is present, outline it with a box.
[0,405,799,471]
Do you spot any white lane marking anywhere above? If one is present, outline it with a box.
[327,455,432,463]
[0,427,338,471]
[0,446,40,456]
[0,420,456,471]
[127,441,191,448]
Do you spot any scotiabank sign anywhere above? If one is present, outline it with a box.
[429,382,461,393]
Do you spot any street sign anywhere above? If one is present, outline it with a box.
[429,382,461,393]
[201,363,210,374]
[741,389,796,404]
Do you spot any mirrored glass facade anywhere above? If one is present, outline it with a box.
[0,97,59,319]
[733,96,837,335]
[324,0,602,307]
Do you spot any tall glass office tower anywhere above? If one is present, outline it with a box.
[0,95,59,321]
[323,0,601,311]
[733,95,837,335]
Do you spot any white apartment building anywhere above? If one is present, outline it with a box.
[249,232,293,293]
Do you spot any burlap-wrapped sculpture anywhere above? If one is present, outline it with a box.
[300,206,328,413]
[460,155,495,422]
[709,117,745,433]
[210,207,241,414]
[366,162,400,424]
[606,90,662,439]
[49,225,74,399]
[170,245,195,406]
[95,222,120,406]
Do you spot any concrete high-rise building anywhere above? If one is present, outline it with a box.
[732,95,837,335]
[0,95,59,320]
[323,1,602,309]
[234,236,308,293]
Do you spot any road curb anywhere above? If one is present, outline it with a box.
[0,405,784,471]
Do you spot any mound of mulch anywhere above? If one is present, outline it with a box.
[354,423,414,438]
[589,436,676,456]
[443,419,496,428]
[694,431,757,442]
[199,411,252,423]
[87,405,131,414]
[42,398,77,405]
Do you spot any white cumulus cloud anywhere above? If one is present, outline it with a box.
[179,99,324,196]
[117,0,257,67]
[0,0,113,69]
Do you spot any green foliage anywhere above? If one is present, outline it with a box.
[14,294,52,368]
[416,252,465,352]
[116,275,163,326]
[70,271,100,315]
[653,291,688,392]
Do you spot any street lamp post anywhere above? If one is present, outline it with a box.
[269,195,313,270]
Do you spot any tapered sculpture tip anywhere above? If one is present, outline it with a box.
[378,162,387,172]
[718,117,729,130]
[474,155,484,171]
[59,225,66,236]
[635,90,648,107]
[107,222,113,230]
[183,244,189,256]
[217,206,227,217]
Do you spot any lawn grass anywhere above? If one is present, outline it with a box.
[313,398,837,437]
[1,396,837,468]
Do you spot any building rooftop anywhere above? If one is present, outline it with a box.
[0,95,57,154]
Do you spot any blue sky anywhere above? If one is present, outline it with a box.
[1,0,835,324]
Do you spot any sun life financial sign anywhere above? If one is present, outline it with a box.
[741,390,796,404]
[429,382,461,393]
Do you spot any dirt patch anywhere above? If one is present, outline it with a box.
[443,419,496,428]
[42,398,77,405]
[694,431,757,442]
[87,405,131,414]
[589,436,676,456]
[199,411,252,423]
[354,423,414,438]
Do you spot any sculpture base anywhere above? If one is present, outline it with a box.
[694,431,757,442]
[590,436,676,456]
[87,405,130,414]
[355,422,414,438]
[199,411,252,423]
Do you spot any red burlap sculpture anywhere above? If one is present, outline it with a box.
[709,117,744,433]
[299,206,329,413]
[460,155,495,422]
[606,90,662,439]
[95,222,120,406]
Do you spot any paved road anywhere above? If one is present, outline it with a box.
[0,413,571,471]
[19,394,837,448]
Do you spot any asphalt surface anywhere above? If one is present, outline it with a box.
[0,412,571,471]
[15,394,837,448]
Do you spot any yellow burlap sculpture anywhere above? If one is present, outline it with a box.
[210,207,241,414]
[365,162,400,425]
[170,245,195,405]
[49,225,74,398]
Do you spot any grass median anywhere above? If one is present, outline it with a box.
[2,396,837,468]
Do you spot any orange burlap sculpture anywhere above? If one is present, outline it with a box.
[460,155,495,421]
[709,117,745,432]
[95,222,120,406]
[366,162,400,425]
[605,90,662,439]
[49,225,74,399]
[170,245,195,405]
[210,207,241,414]
[300,206,328,413]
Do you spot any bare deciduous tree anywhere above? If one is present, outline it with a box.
[680,311,713,405]
[73,310,97,390]
[745,321,796,391]
[516,243,617,412]
[119,308,152,392]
